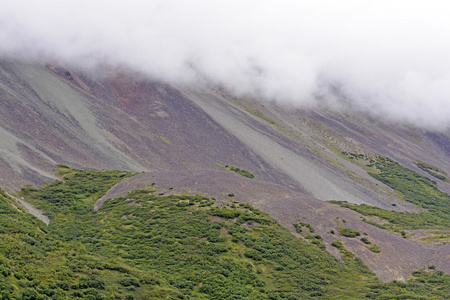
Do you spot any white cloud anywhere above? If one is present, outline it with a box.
[1,0,450,129]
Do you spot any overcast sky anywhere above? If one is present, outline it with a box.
[1,1,450,129]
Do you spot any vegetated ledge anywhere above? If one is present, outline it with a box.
[338,154,450,232]
[416,161,449,183]
[215,162,255,179]
[225,165,255,179]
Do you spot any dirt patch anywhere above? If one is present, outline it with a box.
[207,215,222,222]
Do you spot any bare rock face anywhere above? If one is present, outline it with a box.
[1,58,449,281]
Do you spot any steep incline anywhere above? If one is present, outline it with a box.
[1,59,449,282]
[2,59,450,208]
[0,60,288,190]
[0,59,408,209]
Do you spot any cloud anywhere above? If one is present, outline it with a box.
[1,0,450,129]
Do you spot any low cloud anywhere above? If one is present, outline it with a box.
[1,0,450,129]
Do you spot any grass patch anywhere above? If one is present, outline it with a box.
[419,235,450,244]
[368,157,450,224]
[416,162,449,182]
[336,154,450,231]
[160,135,171,145]
[293,223,302,234]
[360,237,371,244]
[330,240,355,260]
[366,269,450,299]
[329,201,447,232]
[224,165,255,179]
[295,221,315,233]
[367,244,381,253]
[339,227,360,238]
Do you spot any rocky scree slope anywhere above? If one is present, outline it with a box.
[0,59,449,282]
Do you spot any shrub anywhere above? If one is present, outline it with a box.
[367,244,381,253]
[227,166,255,179]
[339,227,360,238]
[295,222,314,233]
[360,237,371,244]
[293,223,302,234]
[244,249,262,261]
[119,278,140,287]
[331,240,343,250]
[210,208,241,219]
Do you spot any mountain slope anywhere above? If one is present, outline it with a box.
[0,60,285,190]
[2,168,449,299]
[93,169,450,282]
[0,58,449,283]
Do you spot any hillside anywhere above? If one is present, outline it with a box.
[1,167,449,299]
[0,58,449,288]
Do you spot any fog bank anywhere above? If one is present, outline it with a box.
[1,0,450,129]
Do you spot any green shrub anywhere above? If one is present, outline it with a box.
[339,227,360,238]
[244,249,262,261]
[293,223,302,234]
[296,222,314,233]
[331,240,343,250]
[118,278,140,287]
[360,237,371,244]
[226,166,255,179]
[416,162,448,182]
[367,244,381,253]
[210,208,241,219]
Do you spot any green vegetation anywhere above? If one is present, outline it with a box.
[416,162,449,182]
[0,166,449,299]
[160,135,171,145]
[341,152,367,160]
[0,187,176,299]
[409,134,424,142]
[339,227,360,238]
[305,235,326,250]
[21,166,132,218]
[360,237,371,244]
[293,223,323,249]
[328,201,448,232]
[336,154,450,232]
[366,244,381,253]
[366,269,450,299]
[294,221,315,233]
[293,223,302,234]
[368,157,450,225]
[330,240,355,260]
[225,165,255,179]
[251,110,277,125]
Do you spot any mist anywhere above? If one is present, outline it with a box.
[1,0,450,129]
